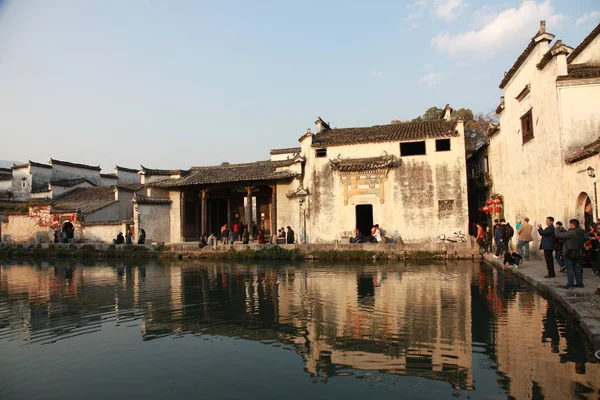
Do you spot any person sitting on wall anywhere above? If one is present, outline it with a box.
[198,234,207,248]
[207,233,217,247]
[351,229,363,243]
[371,224,382,243]
[138,229,146,245]
[114,232,124,245]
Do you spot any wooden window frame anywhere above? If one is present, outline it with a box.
[521,109,534,145]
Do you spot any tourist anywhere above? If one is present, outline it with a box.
[485,226,493,253]
[503,251,522,269]
[114,232,125,245]
[198,234,207,248]
[222,225,230,245]
[475,223,486,254]
[537,217,556,278]
[125,231,133,245]
[53,230,59,243]
[555,219,585,288]
[286,226,295,244]
[257,230,265,244]
[138,229,146,244]
[517,217,533,261]
[586,224,600,276]
[207,233,217,247]
[492,219,500,252]
[228,229,234,245]
[371,224,382,243]
[494,219,507,258]
[351,228,364,244]
[279,228,286,239]
[242,229,250,244]
[505,221,515,251]
[232,222,239,242]
[555,222,566,272]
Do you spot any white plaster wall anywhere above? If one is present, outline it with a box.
[84,223,128,243]
[51,164,101,185]
[0,215,53,243]
[10,168,32,201]
[85,202,120,223]
[135,204,171,243]
[115,189,135,220]
[562,156,600,223]
[275,179,300,235]
[271,152,299,161]
[169,191,182,242]
[299,132,468,243]
[0,179,11,191]
[558,82,600,154]
[570,34,600,65]
[30,191,51,199]
[116,170,141,184]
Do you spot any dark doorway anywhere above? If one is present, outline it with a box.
[355,205,373,238]
[208,199,228,237]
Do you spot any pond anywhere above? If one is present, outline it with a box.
[0,261,598,400]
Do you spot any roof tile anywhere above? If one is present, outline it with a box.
[568,22,600,64]
[53,186,116,214]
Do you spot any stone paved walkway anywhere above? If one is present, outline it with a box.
[484,254,600,352]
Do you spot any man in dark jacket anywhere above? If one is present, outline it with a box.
[494,219,507,257]
[555,219,586,288]
[286,226,295,244]
[537,217,556,278]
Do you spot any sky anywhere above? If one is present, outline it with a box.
[0,0,599,171]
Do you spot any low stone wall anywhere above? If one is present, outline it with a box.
[83,222,129,243]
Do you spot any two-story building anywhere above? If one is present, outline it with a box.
[487,21,600,250]
[142,106,469,244]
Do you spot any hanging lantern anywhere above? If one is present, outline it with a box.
[482,206,489,213]
[494,206,501,213]
[486,200,494,205]
[52,216,58,222]
[494,199,502,205]
[71,215,75,221]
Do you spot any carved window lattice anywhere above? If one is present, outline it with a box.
[438,200,454,212]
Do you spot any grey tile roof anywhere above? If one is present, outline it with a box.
[12,161,52,170]
[311,120,457,148]
[100,173,118,179]
[565,139,600,164]
[140,165,189,176]
[270,147,301,155]
[50,158,101,171]
[115,165,139,173]
[150,160,298,188]
[51,178,95,187]
[568,22,600,64]
[133,195,172,205]
[116,183,145,192]
[558,63,600,81]
[53,186,116,214]
[329,155,398,172]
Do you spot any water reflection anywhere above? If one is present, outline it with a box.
[0,261,598,399]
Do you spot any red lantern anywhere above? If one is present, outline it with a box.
[486,200,494,205]
[71,215,75,221]
[494,206,500,213]
[52,216,58,222]
[482,206,489,213]
[494,199,502,205]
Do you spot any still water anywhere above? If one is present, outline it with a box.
[0,261,598,400]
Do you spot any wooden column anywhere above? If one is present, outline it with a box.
[201,189,207,236]
[227,198,232,229]
[270,184,277,243]
[246,186,253,237]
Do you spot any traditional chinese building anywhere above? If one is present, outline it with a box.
[140,106,469,244]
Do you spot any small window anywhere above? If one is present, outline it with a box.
[315,148,327,158]
[22,181,27,188]
[435,139,451,152]
[521,109,534,144]
[439,200,454,212]
[400,141,426,156]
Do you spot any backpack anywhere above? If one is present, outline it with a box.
[505,224,514,239]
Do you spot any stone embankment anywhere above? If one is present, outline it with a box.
[0,241,480,262]
[484,254,600,352]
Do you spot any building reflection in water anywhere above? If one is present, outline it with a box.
[0,261,599,397]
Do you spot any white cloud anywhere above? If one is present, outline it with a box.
[432,1,564,58]
[576,10,600,26]
[435,0,468,21]
[407,0,428,8]
[418,72,442,86]
[369,70,385,78]
[411,23,421,29]
[404,12,421,22]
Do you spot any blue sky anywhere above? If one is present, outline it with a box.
[0,0,598,170]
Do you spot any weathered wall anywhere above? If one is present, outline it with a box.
[85,202,120,223]
[570,34,600,65]
[0,214,52,243]
[83,222,128,243]
[135,203,171,243]
[51,181,93,197]
[116,170,141,184]
[11,165,52,201]
[100,176,118,186]
[115,189,135,220]
[275,179,300,237]
[0,178,11,192]
[296,131,468,243]
[558,82,600,154]
[51,164,101,186]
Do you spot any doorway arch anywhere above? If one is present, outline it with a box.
[576,192,592,231]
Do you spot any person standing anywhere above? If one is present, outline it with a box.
[257,230,265,244]
[494,219,507,257]
[475,223,486,254]
[222,225,230,245]
[492,219,500,252]
[517,217,533,261]
[555,222,566,272]
[556,219,585,288]
[232,222,239,242]
[138,229,146,245]
[538,217,556,278]
[286,226,295,244]
[485,226,493,253]
[125,231,133,245]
